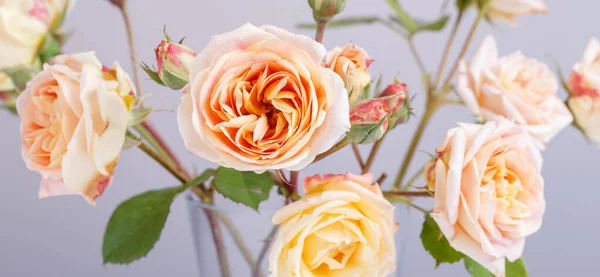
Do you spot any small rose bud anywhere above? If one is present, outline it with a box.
[0,90,18,113]
[347,98,390,144]
[378,82,410,129]
[308,0,347,22]
[154,39,197,90]
[424,158,437,193]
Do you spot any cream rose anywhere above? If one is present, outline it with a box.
[429,120,545,276]
[457,35,572,143]
[268,173,396,277]
[178,23,350,172]
[0,0,74,91]
[568,37,600,147]
[325,43,372,105]
[485,0,547,25]
[17,52,135,204]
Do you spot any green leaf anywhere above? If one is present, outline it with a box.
[102,171,214,265]
[213,167,274,211]
[39,34,62,64]
[464,257,528,277]
[297,16,380,29]
[506,259,528,277]
[420,213,464,267]
[141,62,165,86]
[464,257,494,277]
[128,107,155,127]
[102,186,183,264]
[385,0,419,34]
[415,15,450,32]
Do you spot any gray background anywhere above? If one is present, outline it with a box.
[1,0,598,276]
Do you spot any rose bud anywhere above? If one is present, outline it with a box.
[347,98,390,144]
[423,158,437,193]
[0,90,17,113]
[378,82,410,129]
[568,37,600,148]
[154,39,197,90]
[325,43,372,105]
[308,0,347,22]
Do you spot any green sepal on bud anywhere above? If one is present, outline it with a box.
[143,28,197,90]
[347,98,390,144]
[308,0,347,22]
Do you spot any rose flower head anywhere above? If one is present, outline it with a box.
[178,23,350,172]
[269,173,396,277]
[17,52,135,204]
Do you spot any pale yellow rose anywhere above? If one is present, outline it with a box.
[325,43,372,104]
[486,0,547,25]
[0,0,74,92]
[268,173,396,277]
[457,35,572,143]
[429,120,545,276]
[178,23,350,172]
[17,52,135,205]
[0,0,50,70]
[567,37,600,147]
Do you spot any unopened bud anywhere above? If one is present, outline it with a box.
[154,39,197,90]
[347,98,390,144]
[308,0,347,22]
[378,82,410,129]
[0,90,18,113]
[424,158,437,193]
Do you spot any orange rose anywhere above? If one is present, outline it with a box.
[178,23,350,172]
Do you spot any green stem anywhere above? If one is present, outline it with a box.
[218,213,265,277]
[392,107,437,190]
[439,14,484,92]
[133,124,177,169]
[432,10,464,93]
[313,137,351,163]
[362,135,386,174]
[252,226,278,277]
[315,21,328,43]
[408,36,427,74]
[401,163,425,190]
[351,143,365,169]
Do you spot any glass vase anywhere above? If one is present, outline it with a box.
[186,191,412,277]
[186,191,279,277]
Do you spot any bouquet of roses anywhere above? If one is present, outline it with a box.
[2,0,598,276]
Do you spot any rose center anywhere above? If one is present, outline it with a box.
[482,150,531,219]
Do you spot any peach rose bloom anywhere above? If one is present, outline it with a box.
[17,52,135,204]
[268,173,396,277]
[325,43,372,105]
[429,120,545,276]
[457,35,572,143]
[486,0,547,25]
[178,23,350,172]
[568,37,600,147]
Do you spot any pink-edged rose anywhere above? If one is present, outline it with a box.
[457,35,572,143]
[17,52,135,204]
[568,37,600,147]
[429,120,545,276]
[269,173,396,277]
[178,23,350,172]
